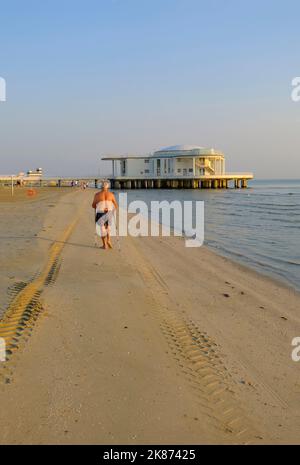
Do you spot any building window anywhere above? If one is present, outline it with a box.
[156,159,161,176]
[144,159,149,164]
[145,169,149,174]
[189,168,193,173]
[177,168,181,173]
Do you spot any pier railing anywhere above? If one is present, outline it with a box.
[110,172,254,180]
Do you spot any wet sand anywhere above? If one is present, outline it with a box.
[0,189,300,444]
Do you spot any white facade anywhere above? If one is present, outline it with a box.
[113,158,155,178]
[103,145,226,179]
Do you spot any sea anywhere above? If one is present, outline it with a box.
[121,179,300,291]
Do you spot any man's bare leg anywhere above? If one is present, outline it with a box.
[101,235,108,249]
[107,233,113,249]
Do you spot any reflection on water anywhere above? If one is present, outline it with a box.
[123,179,300,291]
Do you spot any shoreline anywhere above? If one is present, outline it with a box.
[206,242,300,295]
[116,183,300,295]
[1,190,300,443]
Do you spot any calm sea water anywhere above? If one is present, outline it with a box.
[122,180,300,291]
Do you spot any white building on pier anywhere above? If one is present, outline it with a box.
[102,145,253,189]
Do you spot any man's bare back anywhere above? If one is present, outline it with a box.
[92,182,118,249]
[92,190,118,211]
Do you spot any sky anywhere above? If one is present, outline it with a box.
[0,0,300,178]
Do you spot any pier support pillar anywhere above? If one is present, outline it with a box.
[242,179,247,188]
[213,180,218,189]
[114,181,120,189]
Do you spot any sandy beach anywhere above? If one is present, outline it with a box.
[1,188,300,444]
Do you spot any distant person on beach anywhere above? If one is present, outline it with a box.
[92,181,118,249]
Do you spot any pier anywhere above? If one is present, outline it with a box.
[1,173,253,191]
[109,174,252,189]
[0,175,252,190]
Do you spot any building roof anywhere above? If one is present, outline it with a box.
[102,154,148,161]
[153,145,224,158]
[156,145,204,152]
[101,145,224,161]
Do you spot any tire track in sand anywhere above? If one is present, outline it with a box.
[126,237,265,444]
[0,213,81,384]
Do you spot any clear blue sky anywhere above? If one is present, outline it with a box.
[0,0,300,178]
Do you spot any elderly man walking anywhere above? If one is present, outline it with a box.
[92,181,118,249]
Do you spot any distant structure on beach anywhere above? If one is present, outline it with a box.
[0,168,43,185]
[26,168,43,180]
[102,145,253,189]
